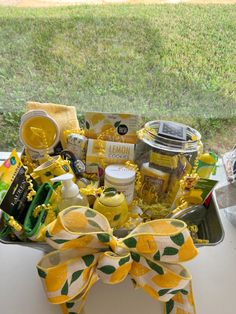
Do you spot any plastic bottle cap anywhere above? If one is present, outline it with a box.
[105,165,135,184]
[50,173,79,198]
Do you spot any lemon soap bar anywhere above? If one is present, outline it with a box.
[150,151,179,171]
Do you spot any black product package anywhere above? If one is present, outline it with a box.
[0,166,31,224]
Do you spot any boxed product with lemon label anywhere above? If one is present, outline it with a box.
[86,139,135,174]
[84,112,140,144]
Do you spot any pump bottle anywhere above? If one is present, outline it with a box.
[51,173,89,210]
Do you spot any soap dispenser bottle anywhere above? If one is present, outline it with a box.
[51,173,89,210]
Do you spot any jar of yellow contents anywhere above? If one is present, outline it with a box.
[19,110,59,153]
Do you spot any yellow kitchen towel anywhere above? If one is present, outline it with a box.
[37,206,198,314]
[26,102,80,146]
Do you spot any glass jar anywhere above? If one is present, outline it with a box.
[136,120,202,207]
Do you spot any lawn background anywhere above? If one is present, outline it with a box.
[0,4,235,153]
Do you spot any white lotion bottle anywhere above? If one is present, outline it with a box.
[51,173,89,210]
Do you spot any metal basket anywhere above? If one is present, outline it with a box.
[0,193,224,252]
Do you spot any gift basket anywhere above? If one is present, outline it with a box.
[0,102,223,314]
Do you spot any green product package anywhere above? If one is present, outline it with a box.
[0,212,12,238]
[0,150,37,233]
[23,183,57,239]
[194,178,218,201]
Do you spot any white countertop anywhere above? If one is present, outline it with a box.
[1,161,236,314]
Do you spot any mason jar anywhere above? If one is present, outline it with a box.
[136,120,202,206]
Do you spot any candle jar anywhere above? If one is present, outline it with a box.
[104,165,136,205]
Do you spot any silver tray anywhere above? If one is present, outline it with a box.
[0,195,224,252]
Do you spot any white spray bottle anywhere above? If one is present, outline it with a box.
[51,173,89,211]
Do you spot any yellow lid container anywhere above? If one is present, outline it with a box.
[19,110,59,154]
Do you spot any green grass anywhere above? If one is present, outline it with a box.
[0,5,235,152]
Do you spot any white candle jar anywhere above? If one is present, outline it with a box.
[104,165,136,205]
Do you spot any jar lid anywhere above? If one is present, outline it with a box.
[105,165,136,184]
[99,188,126,207]
[138,120,201,154]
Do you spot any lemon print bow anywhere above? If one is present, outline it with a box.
[37,206,198,314]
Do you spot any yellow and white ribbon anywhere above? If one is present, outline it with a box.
[37,206,198,314]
